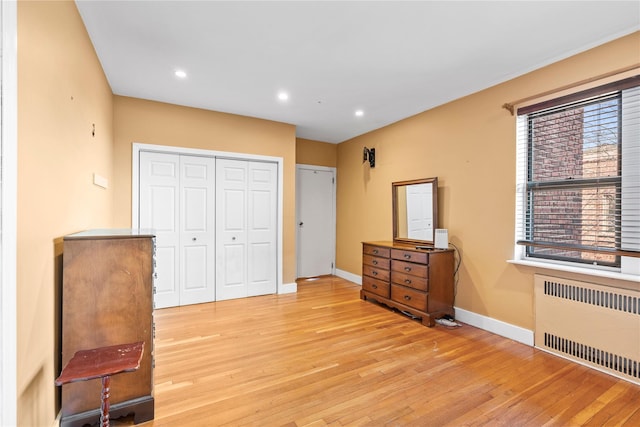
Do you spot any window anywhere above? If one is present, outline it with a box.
[515,76,640,272]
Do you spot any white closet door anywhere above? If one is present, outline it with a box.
[216,159,247,300]
[216,159,277,300]
[247,161,277,296]
[139,151,180,308]
[179,155,215,305]
[139,152,215,308]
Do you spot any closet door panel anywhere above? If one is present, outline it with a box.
[249,242,270,282]
[139,151,180,308]
[216,159,277,300]
[223,244,246,285]
[247,162,277,296]
[179,155,215,305]
[222,189,246,230]
[139,152,215,307]
[216,159,249,300]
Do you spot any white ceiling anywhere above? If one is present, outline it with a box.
[75,1,639,143]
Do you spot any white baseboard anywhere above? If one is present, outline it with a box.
[335,269,361,285]
[279,282,297,294]
[329,272,532,346]
[454,307,534,346]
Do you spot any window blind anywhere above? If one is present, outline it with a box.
[515,81,640,268]
[621,86,640,252]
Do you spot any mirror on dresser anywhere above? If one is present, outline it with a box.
[392,177,438,245]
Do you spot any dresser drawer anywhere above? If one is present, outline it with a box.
[363,276,390,298]
[363,265,390,281]
[391,259,428,277]
[363,254,390,270]
[391,271,428,291]
[391,284,427,311]
[391,249,428,264]
[363,244,390,258]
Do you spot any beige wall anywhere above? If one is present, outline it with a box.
[17,1,115,424]
[336,32,640,330]
[113,96,297,283]
[296,138,338,167]
[14,1,639,424]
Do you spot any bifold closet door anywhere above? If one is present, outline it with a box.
[216,159,277,301]
[179,155,215,305]
[139,151,215,308]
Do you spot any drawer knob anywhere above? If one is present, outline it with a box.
[404,267,411,272]
[372,260,378,265]
[404,254,411,259]
[372,284,378,289]
[404,279,412,284]
[373,249,379,254]
[372,271,378,276]
[404,295,411,301]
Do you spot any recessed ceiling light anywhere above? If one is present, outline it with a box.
[278,92,289,101]
[355,110,364,117]
[175,70,187,79]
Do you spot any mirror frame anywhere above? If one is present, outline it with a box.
[392,177,438,245]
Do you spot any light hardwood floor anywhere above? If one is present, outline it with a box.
[133,275,639,426]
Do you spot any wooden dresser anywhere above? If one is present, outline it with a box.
[361,241,454,326]
[61,230,155,426]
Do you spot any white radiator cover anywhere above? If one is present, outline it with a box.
[534,274,640,385]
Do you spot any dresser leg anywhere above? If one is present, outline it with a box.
[422,315,435,327]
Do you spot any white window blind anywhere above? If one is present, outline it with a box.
[515,78,640,270]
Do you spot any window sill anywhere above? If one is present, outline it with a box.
[507,259,640,283]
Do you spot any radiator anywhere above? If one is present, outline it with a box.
[534,274,640,385]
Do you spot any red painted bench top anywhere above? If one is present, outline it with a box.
[56,341,144,385]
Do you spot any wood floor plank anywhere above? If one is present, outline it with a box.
[117,275,639,426]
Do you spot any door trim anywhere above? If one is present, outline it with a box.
[1,1,17,424]
[132,143,285,296]
[295,164,336,278]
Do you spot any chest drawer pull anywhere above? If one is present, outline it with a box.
[372,284,378,289]
[404,254,411,259]
[404,279,412,284]
[404,295,411,301]
[372,260,378,265]
[373,249,379,254]
[372,271,378,276]
[404,266,411,272]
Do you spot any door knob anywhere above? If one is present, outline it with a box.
[299,222,303,227]
[232,236,236,241]
[192,237,197,241]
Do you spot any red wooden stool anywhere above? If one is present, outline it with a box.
[56,342,144,427]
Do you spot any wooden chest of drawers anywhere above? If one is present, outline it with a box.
[361,241,454,326]
[61,230,155,426]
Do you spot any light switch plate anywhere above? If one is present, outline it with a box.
[93,173,108,189]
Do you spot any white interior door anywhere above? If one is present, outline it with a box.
[247,161,277,296]
[216,158,277,300]
[216,159,248,301]
[296,166,335,278]
[179,155,215,305]
[139,151,215,308]
[140,151,180,308]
